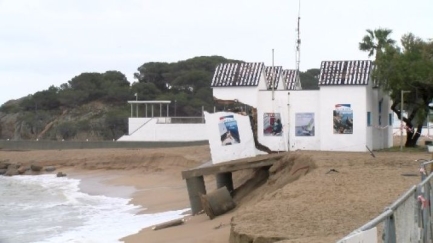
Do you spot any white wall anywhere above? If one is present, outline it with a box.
[128,118,152,134]
[257,72,268,90]
[288,90,321,151]
[118,118,207,142]
[257,90,289,151]
[212,83,392,152]
[386,104,394,147]
[319,86,368,152]
[204,111,257,164]
[211,72,267,108]
[367,86,375,150]
[212,86,259,108]
[121,76,394,151]
[256,90,321,152]
[256,91,290,152]
[371,88,393,149]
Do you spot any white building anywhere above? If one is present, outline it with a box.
[206,60,393,161]
[119,60,394,158]
[117,100,208,142]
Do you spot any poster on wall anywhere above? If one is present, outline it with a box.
[219,115,241,146]
[263,113,283,136]
[295,113,315,136]
[333,104,353,134]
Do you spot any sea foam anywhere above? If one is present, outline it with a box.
[0,174,189,243]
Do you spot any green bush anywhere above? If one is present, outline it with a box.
[56,122,77,140]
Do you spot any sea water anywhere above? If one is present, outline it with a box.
[0,175,189,243]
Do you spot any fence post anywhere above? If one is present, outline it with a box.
[202,106,205,123]
[416,184,427,243]
[337,163,433,242]
[429,181,433,241]
[383,215,396,243]
[421,168,427,181]
[423,181,432,242]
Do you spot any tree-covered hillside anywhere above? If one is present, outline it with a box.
[0,56,319,140]
[131,56,244,116]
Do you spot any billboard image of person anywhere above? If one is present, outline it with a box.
[263,113,282,136]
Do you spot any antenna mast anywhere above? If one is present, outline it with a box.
[295,0,302,90]
[272,49,275,100]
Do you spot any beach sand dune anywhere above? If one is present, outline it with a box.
[0,144,429,242]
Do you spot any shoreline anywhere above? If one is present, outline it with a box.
[63,167,231,243]
[0,145,226,242]
[74,171,191,243]
[1,144,428,243]
[67,169,137,200]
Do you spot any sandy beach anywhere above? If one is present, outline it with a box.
[1,141,431,243]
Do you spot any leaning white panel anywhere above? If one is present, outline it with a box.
[204,111,257,164]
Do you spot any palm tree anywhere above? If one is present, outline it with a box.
[359,28,396,60]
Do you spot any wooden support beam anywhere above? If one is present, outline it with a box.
[185,176,206,215]
[152,218,184,230]
[181,152,286,179]
[216,172,233,193]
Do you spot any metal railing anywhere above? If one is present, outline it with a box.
[156,116,205,124]
[337,159,433,243]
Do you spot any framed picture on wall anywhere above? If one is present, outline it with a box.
[263,113,282,136]
[219,115,241,146]
[295,113,315,136]
[333,104,353,134]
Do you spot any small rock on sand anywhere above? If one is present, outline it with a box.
[30,164,43,172]
[45,166,56,172]
[56,172,67,177]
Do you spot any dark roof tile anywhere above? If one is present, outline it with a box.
[264,66,283,89]
[318,60,372,86]
[282,69,299,90]
[211,62,264,87]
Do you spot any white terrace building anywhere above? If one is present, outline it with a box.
[119,60,393,157]
[205,60,393,162]
[117,100,207,142]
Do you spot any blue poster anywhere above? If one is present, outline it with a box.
[333,104,353,134]
[219,115,241,146]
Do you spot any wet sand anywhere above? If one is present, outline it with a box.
[1,141,431,242]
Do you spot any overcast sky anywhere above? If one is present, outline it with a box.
[0,0,431,105]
